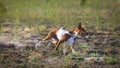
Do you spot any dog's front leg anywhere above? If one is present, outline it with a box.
[70,43,77,53]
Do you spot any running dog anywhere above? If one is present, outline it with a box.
[42,22,88,53]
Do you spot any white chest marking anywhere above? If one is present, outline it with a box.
[56,27,78,45]
[56,27,70,40]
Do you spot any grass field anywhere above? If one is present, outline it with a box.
[0,0,119,31]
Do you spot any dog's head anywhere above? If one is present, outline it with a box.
[73,22,88,37]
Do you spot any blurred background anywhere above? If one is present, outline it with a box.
[0,0,119,33]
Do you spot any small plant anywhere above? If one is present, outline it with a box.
[118,33,120,36]
[80,0,86,7]
[64,53,84,62]
[14,18,20,40]
[0,23,2,33]
[18,63,28,68]
[81,43,89,48]
[0,1,6,17]
[36,25,47,34]
[116,54,120,63]
[104,57,117,65]
[28,54,41,63]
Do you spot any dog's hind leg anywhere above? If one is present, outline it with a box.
[54,34,71,51]
[42,29,57,41]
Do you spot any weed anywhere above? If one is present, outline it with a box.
[0,23,2,34]
[28,54,41,63]
[0,1,6,18]
[104,57,117,65]
[80,0,86,7]
[64,53,84,62]
[36,25,47,34]
[18,63,28,68]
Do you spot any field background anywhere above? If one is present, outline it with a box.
[0,0,119,31]
[0,0,120,68]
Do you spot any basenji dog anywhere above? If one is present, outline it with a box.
[42,22,88,53]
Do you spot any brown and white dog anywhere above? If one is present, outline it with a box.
[42,22,87,53]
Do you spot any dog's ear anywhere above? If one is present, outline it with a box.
[78,22,81,29]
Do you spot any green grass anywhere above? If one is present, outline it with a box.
[0,24,2,34]
[0,0,119,32]
[104,57,118,65]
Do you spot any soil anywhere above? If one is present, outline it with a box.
[0,21,120,68]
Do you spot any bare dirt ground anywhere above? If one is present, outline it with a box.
[0,21,120,68]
